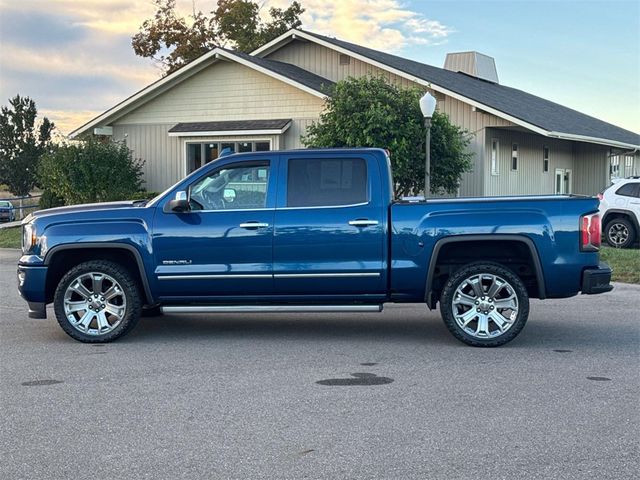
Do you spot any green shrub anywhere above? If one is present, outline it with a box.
[39,190,65,209]
[128,191,161,201]
[38,140,144,205]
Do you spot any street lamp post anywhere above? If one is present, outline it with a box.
[419,92,437,198]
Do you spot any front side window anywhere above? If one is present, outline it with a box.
[190,162,270,211]
[287,158,368,207]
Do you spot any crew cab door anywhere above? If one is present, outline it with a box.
[273,152,386,298]
[152,157,276,300]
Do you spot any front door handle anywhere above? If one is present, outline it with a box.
[239,222,269,229]
[348,219,379,227]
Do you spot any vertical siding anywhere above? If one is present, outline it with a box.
[482,129,609,196]
[573,143,609,195]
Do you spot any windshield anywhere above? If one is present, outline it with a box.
[0,201,11,207]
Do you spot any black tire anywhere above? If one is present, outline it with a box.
[53,260,142,343]
[604,217,636,248]
[439,262,530,347]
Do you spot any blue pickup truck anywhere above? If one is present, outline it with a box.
[18,148,612,346]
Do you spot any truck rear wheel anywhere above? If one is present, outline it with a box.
[439,262,529,347]
[53,260,142,343]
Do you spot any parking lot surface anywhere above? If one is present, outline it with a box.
[1,249,638,479]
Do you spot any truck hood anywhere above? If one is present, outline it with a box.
[25,200,146,222]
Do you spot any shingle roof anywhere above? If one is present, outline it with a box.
[169,119,291,134]
[227,49,334,94]
[300,30,640,147]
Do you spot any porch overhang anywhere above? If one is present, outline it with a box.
[167,119,292,137]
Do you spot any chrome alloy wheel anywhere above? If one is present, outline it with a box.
[451,273,519,339]
[607,222,629,247]
[63,272,127,335]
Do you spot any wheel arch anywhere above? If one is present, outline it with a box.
[602,209,639,233]
[43,243,154,305]
[424,234,545,309]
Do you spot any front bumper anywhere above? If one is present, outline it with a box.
[17,264,48,318]
[581,262,614,295]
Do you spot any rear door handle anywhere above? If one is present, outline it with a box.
[348,219,379,227]
[239,222,269,229]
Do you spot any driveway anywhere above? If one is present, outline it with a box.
[1,248,638,479]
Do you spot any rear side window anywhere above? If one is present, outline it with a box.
[287,158,368,207]
[615,182,639,198]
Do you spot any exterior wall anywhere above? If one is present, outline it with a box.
[483,128,609,196]
[112,125,280,191]
[573,143,609,195]
[268,40,519,197]
[111,60,325,191]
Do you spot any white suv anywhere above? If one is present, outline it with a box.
[598,177,640,248]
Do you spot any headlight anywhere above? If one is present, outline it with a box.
[22,223,36,253]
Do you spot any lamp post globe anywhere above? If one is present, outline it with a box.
[420,91,437,198]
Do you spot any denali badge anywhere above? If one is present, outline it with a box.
[162,260,192,265]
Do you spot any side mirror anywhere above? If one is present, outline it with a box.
[223,188,237,203]
[164,190,190,213]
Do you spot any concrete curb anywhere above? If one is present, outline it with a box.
[0,221,20,229]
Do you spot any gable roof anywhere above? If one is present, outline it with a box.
[253,29,640,149]
[70,48,332,138]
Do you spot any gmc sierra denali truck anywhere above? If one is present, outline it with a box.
[17,148,612,346]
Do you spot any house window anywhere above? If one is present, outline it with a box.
[339,54,351,65]
[491,139,499,175]
[187,140,271,174]
[543,146,550,173]
[610,155,620,179]
[625,155,634,175]
[511,143,518,171]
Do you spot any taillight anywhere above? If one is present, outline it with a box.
[597,193,603,201]
[580,213,601,252]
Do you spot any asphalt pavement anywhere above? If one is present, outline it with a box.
[1,248,638,479]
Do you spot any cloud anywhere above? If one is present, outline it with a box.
[0,0,454,135]
[265,0,454,50]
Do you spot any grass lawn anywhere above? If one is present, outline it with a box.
[0,227,21,249]
[600,246,640,284]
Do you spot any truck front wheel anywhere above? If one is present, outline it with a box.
[53,260,142,343]
[439,262,530,347]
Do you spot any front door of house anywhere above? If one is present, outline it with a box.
[555,168,573,194]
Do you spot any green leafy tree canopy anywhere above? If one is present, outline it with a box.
[132,0,304,75]
[38,140,145,205]
[303,76,473,196]
[0,95,54,197]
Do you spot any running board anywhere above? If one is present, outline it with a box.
[161,304,383,314]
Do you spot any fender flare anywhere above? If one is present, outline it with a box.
[424,234,546,307]
[44,242,154,304]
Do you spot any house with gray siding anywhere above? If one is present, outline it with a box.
[71,29,640,196]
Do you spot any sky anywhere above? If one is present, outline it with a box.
[0,0,638,135]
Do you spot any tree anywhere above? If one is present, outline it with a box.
[38,140,145,205]
[0,95,54,217]
[303,76,473,196]
[132,0,304,75]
